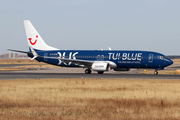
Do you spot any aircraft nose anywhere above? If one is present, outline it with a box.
[164,58,173,66]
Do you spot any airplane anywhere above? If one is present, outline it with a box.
[8,20,173,75]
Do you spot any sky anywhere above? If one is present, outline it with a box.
[1,0,180,55]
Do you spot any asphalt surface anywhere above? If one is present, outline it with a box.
[0,71,180,80]
[0,64,180,80]
[0,64,37,68]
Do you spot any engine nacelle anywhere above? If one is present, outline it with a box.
[113,68,130,71]
[92,62,110,71]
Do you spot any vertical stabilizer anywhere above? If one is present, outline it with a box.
[24,20,59,51]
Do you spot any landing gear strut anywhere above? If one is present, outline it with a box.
[154,70,158,75]
[85,69,91,74]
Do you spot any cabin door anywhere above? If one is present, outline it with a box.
[148,54,153,63]
[44,53,48,61]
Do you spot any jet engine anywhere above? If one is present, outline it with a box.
[92,62,110,71]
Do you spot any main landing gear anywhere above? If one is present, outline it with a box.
[84,69,104,74]
[85,69,91,74]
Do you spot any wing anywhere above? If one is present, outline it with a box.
[45,56,93,66]
[8,48,94,66]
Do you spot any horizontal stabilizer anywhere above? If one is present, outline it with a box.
[8,49,32,54]
[29,46,39,61]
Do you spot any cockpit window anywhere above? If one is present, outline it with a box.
[158,56,165,59]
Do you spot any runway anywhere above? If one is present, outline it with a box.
[0,64,37,68]
[0,65,180,80]
[0,72,180,80]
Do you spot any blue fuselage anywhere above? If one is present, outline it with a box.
[29,50,173,69]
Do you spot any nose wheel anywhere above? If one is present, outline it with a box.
[85,69,91,74]
[154,70,158,75]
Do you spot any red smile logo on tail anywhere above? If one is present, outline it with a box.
[28,35,38,45]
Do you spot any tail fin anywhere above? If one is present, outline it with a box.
[24,20,59,51]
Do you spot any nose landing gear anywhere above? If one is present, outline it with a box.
[154,70,158,75]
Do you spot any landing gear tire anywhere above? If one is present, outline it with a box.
[97,71,104,74]
[85,69,91,74]
[154,71,158,75]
